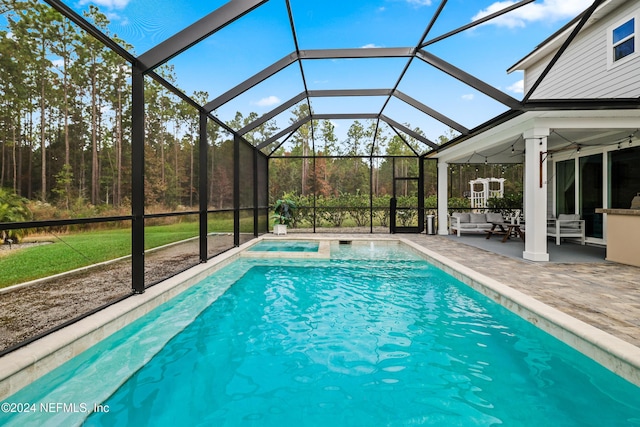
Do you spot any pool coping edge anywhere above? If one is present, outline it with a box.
[400,238,640,387]
[0,241,252,401]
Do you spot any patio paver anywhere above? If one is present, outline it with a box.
[407,235,640,348]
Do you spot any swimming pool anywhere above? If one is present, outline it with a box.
[2,241,640,426]
[248,240,319,252]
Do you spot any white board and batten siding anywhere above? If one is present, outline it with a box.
[523,2,640,99]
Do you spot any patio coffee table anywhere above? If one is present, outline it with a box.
[486,223,525,243]
[485,223,508,239]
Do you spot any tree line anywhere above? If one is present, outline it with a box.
[0,1,523,221]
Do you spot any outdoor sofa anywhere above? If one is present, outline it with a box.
[449,212,506,237]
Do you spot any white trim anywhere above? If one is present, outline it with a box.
[607,14,638,69]
[602,150,609,243]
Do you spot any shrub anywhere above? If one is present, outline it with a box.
[487,193,523,217]
[0,188,33,243]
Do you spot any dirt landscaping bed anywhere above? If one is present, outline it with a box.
[0,237,235,354]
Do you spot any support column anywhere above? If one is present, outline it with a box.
[233,135,240,247]
[253,147,259,238]
[523,127,550,262]
[437,161,449,235]
[199,112,208,262]
[131,66,145,294]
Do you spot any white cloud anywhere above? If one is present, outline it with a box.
[461,94,475,101]
[507,79,524,94]
[472,0,593,28]
[52,58,64,68]
[252,96,281,107]
[106,12,126,23]
[406,0,432,6]
[78,0,130,9]
[361,43,381,49]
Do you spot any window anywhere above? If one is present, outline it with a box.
[612,18,635,62]
[579,154,603,239]
[556,160,575,216]
[609,146,640,209]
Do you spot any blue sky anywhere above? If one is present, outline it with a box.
[72,0,595,144]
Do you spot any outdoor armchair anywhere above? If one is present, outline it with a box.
[547,214,585,245]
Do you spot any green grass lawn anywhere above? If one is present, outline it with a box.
[0,219,241,289]
[0,213,365,289]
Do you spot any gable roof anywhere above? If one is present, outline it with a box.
[507,0,627,73]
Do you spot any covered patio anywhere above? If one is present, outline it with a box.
[433,109,639,262]
[441,231,606,263]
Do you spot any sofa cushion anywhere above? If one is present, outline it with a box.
[475,223,494,230]
[459,223,478,229]
[485,212,504,224]
[469,213,487,224]
[452,212,470,223]
[557,214,581,228]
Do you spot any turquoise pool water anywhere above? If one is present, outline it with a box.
[2,242,640,426]
[248,240,319,252]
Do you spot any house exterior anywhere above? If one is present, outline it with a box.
[432,0,640,262]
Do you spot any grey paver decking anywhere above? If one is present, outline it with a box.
[405,235,640,348]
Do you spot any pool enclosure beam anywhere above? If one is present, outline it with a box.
[44,0,136,63]
[199,112,209,263]
[207,43,526,156]
[131,66,145,294]
[240,88,465,154]
[240,88,395,132]
[137,0,269,72]
[394,90,470,135]
[381,115,439,150]
[415,50,522,110]
[238,92,307,136]
[233,136,241,247]
[313,113,379,120]
[523,0,604,103]
[308,89,394,98]
[388,126,420,157]
[256,116,312,150]
[205,48,414,112]
[268,128,299,157]
[299,47,415,60]
[205,53,299,112]
[420,0,536,48]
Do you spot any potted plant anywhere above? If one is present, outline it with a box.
[272,198,297,235]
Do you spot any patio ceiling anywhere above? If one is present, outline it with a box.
[432,109,640,164]
[48,0,640,157]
